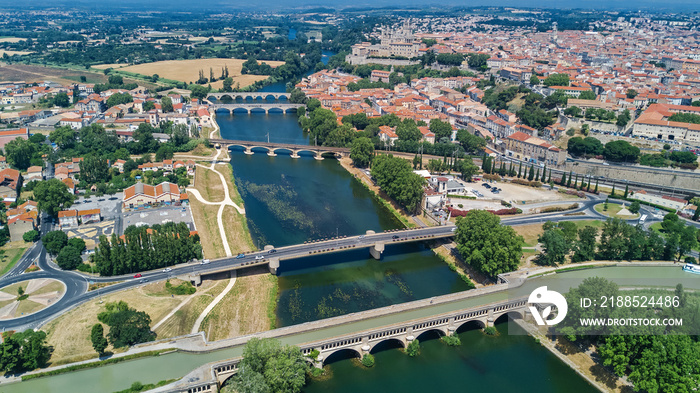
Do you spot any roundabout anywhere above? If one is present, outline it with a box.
[0,278,66,320]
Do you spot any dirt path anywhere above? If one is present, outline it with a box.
[186,149,245,257]
[191,271,236,334]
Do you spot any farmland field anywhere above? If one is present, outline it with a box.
[0,63,147,87]
[93,58,283,89]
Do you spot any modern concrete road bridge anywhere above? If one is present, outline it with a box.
[210,103,304,114]
[209,138,349,159]
[206,92,290,101]
[190,226,456,280]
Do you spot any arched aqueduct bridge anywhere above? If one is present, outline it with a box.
[209,138,349,160]
[161,288,541,393]
[206,92,291,101]
[210,103,304,115]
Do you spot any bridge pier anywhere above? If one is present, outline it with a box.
[244,147,253,155]
[369,242,384,260]
[290,150,300,159]
[486,309,495,327]
[314,152,324,160]
[268,258,279,275]
[267,150,277,157]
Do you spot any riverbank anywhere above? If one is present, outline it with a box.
[514,318,631,393]
[338,157,416,228]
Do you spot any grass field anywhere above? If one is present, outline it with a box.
[513,220,604,248]
[0,242,28,276]
[200,267,277,340]
[594,203,639,219]
[42,279,221,366]
[93,58,283,90]
[0,62,150,89]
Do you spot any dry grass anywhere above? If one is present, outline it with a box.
[514,223,544,247]
[554,338,632,393]
[0,37,26,43]
[189,200,224,259]
[215,164,244,206]
[201,267,277,340]
[222,205,255,254]
[42,280,209,366]
[108,59,283,90]
[154,277,228,339]
[195,166,226,202]
[189,144,215,157]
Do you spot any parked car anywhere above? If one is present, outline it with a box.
[134,273,142,278]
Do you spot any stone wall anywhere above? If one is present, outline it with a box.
[563,161,700,190]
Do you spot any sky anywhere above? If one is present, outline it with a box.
[8,0,700,12]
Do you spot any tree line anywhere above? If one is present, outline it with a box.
[91,222,202,276]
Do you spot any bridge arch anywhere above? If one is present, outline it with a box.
[494,310,525,324]
[414,328,446,342]
[456,319,486,333]
[369,337,405,354]
[218,94,234,104]
[322,348,361,366]
[271,147,294,155]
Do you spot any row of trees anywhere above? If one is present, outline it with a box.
[558,278,700,391]
[370,155,426,214]
[568,138,641,163]
[0,330,52,374]
[91,222,202,276]
[537,214,697,266]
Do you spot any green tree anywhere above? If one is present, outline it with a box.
[68,237,87,254]
[543,73,569,87]
[456,130,486,154]
[530,74,540,85]
[528,165,534,181]
[560,171,567,186]
[535,228,569,266]
[604,140,640,162]
[458,158,479,180]
[616,109,631,127]
[5,137,36,170]
[143,101,155,111]
[80,154,110,184]
[578,90,596,100]
[56,246,82,270]
[41,230,68,256]
[628,200,640,214]
[0,330,51,373]
[160,97,173,113]
[91,324,109,356]
[33,178,75,217]
[371,155,425,213]
[22,230,39,242]
[52,92,71,107]
[455,210,523,277]
[106,92,133,108]
[97,301,156,348]
[626,89,638,99]
[222,77,233,93]
[49,126,77,150]
[429,119,453,141]
[227,338,307,393]
[155,144,174,161]
[572,226,598,262]
[564,106,582,117]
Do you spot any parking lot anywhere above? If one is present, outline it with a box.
[72,193,123,220]
[122,205,195,231]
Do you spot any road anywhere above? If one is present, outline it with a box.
[0,193,687,332]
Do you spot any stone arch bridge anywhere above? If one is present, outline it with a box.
[211,103,304,114]
[176,297,529,393]
[209,138,349,160]
[206,92,291,101]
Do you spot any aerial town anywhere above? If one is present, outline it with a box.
[0,5,698,393]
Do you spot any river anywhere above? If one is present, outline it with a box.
[4,59,602,393]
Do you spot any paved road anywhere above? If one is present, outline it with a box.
[0,193,685,332]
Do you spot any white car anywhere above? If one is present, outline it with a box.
[200,259,210,265]
[451,227,457,232]
[162,268,172,272]
[255,255,264,260]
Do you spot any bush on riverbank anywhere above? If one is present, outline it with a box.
[406,339,420,357]
[441,335,461,346]
[484,326,499,336]
[361,354,375,367]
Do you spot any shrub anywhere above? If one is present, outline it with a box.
[685,256,697,264]
[557,189,586,198]
[484,326,499,336]
[22,230,39,242]
[165,280,196,295]
[406,339,420,357]
[441,335,461,346]
[500,200,512,207]
[76,263,93,273]
[510,178,541,187]
[361,353,375,367]
[540,203,579,213]
[482,174,501,181]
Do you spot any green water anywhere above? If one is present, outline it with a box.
[304,322,597,393]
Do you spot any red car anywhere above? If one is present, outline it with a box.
[134,273,142,278]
